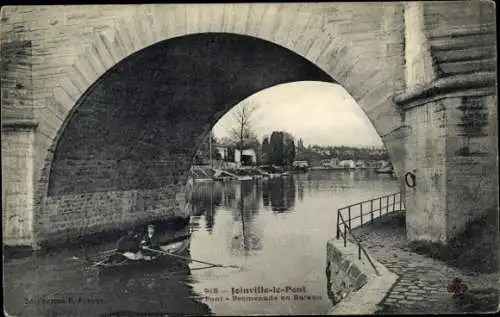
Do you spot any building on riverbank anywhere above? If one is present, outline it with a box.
[320,158,339,168]
[338,160,356,169]
[235,149,257,166]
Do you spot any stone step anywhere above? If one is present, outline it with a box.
[437,59,496,76]
[433,46,496,64]
[429,33,497,52]
[427,23,496,39]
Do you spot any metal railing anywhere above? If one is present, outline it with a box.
[336,192,405,276]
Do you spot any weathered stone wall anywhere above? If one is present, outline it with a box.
[48,159,185,196]
[403,2,436,90]
[326,240,369,304]
[403,100,447,242]
[326,239,398,315]
[1,127,36,245]
[445,157,496,238]
[36,185,187,245]
[423,1,495,30]
[444,95,498,238]
[400,93,497,243]
[325,238,398,314]
[399,1,497,244]
[1,40,33,121]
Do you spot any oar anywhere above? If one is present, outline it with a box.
[91,258,109,267]
[94,248,117,256]
[80,248,117,262]
[142,246,242,269]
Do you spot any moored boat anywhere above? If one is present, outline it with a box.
[236,175,253,181]
[375,163,394,174]
[374,167,394,174]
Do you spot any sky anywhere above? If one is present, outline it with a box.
[212,81,384,148]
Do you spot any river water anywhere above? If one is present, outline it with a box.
[4,170,398,316]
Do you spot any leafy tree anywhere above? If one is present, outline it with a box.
[297,138,305,152]
[284,136,296,167]
[263,131,296,167]
[261,137,271,165]
[269,131,285,166]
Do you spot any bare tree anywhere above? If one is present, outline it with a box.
[228,101,258,154]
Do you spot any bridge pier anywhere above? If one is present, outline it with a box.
[2,120,38,247]
[34,184,190,248]
[397,2,497,244]
[398,90,497,244]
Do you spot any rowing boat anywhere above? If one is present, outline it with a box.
[93,233,192,268]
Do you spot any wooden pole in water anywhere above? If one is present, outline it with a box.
[209,132,213,170]
[240,182,249,253]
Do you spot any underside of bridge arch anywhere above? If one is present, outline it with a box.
[47,33,335,198]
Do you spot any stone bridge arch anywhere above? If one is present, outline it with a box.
[2,2,496,251]
[10,4,407,246]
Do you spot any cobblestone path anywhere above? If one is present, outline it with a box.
[350,212,499,314]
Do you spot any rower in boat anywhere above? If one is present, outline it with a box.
[115,230,144,260]
[140,224,161,260]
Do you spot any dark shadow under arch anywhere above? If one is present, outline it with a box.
[47,32,335,196]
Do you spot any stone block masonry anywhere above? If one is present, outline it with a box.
[400,93,497,244]
[326,241,370,301]
[1,40,33,121]
[48,158,185,196]
[2,126,36,246]
[326,239,398,315]
[402,100,447,243]
[35,184,187,246]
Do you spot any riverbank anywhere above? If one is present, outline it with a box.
[192,165,291,181]
[351,211,499,314]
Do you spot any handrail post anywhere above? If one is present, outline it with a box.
[336,210,340,239]
[360,203,363,227]
[343,223,347,247]
[370,200,374,223]
[348,207,351,229]
[334,192,403,277]
[386,196,390,215]
[400,192,403,210]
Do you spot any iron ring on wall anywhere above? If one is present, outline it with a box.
[405,172,416,188]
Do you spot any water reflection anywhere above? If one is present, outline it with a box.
[188,171,396,258]
[4,170,399,316]
[261,178,296,212]
[298,179,305,202]
[192,177,299,216]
